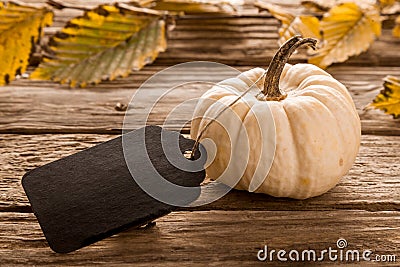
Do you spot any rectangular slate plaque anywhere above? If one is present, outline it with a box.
[22,126,205,253]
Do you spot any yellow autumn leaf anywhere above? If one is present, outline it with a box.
[309,2,381,69]
[0,2,53,85]
[370,76,400,118]
[134,0,242,14]
[255,2,321,45]
[393,15,400,37]
[31,4,167,88]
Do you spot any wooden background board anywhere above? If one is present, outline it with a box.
[0,211,399,266]
[0,0,399,265]
[1,134,399,212]
[2,66,400,135]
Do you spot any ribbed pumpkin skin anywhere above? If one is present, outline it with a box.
[191,63,361,199]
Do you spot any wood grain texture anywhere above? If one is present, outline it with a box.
[0,211,398,266]
[2,66,400,135]
[1,134,399,212]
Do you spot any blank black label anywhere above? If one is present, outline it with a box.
[22,126,205,253]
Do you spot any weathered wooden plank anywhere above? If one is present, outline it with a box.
[1,66,400,135]
[45,20,400,67]
[0,211,398,266]
[156,29,400,67]
[1,134,399,212]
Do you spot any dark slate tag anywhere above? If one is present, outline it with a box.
[22,126,205,253]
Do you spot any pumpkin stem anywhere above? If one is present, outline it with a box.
[260,35,318,101]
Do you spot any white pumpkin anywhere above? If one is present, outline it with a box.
[191,36,361,199]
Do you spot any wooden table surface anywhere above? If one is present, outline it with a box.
[1,1,399,266]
